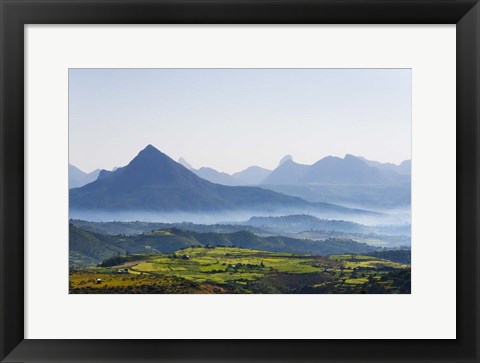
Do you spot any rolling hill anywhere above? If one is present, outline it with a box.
[69,224,380,268]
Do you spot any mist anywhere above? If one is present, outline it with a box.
[69,206,410,227]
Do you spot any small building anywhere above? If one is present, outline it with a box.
[95,278,102,284]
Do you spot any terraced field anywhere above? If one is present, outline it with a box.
[69,247,410,294]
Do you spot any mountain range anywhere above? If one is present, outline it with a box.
[177,154,410,186]
[70,145,369,215]
[358,157,411,175]
[69,164,101,189]
[178,159,271,186]
[262,154,410,185]
[70,150,410,189]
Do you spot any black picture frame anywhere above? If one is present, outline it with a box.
[1,1,479,362]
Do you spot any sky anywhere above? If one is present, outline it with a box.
[69,68,411,174]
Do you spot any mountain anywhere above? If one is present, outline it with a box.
[177,156,236,184]
[178,157,270,186]
[397,160,411,175]
[262,154,409,185]
[69,164,101,189]
[261,157,310,185]
[232,166,271,185]
[279,155,293,165]
[177,157,194,170]
[303,154,398,184]
[194,167,239,186]
[261,183,411,209]
[69,224,380,268]
[358,156,411,175]
[70,145,367,214]
[194,165,271,186]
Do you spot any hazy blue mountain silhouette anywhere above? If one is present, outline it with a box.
[178,157,271,186]
[303,154,389,184]
[262,154,409,185]
[261,158,310,185]
[232,166,271,185]
[194,167,239,186]
[69,164,100,189]
[70,145,366,214]
[397,160,411,175]
[358,156,411,175]
[177,157,194,170]
[279,155,293,165]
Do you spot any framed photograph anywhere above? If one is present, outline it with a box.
[1,0,478,362]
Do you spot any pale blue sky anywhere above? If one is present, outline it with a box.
[69,69,411,174]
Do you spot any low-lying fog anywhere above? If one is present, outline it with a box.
[70,207,411,228]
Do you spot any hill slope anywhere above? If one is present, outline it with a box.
[69,224,380,268]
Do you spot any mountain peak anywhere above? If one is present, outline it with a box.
[139,144,160,154]
[132,144,171,164]
[279,155,293,166]
[97,169,112,180]
[70,145,332,212]
[178,157,194,170]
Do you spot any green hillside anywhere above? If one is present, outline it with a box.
[69,224,381,268]
[70,246,411,294]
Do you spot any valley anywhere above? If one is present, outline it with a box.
[69,144,411,294]
[68,223,388,269]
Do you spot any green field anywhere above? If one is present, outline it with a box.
[70,246,410,294]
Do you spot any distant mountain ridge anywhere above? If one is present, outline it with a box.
[245,214,370,234]
[175,154,410,186]
[262,158,310,185]
[69,164,101,189]
[177,157,272,186]
[194,167,239,186]
[70,145,370,215]
[262,154,410,185]
[358,157,411,175]
[232,166,271,185]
